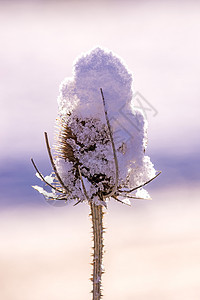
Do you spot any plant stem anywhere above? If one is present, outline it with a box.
[90,202,104,300]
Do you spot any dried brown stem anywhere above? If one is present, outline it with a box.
[112,195,131,206]
[118,171,161,194]
[78,165,89,202]
[100,88,119,199]
[122,195,152,200]
[31,158,62,193]
[44,132,69,192]
[90,202,104,300]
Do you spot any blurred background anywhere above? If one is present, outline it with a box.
[0,0,200,299]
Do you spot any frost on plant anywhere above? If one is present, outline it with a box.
[32,47,160,206]
[32,47,160,300]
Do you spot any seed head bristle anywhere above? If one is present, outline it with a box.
[54,117,77,163]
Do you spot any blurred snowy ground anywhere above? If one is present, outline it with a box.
[0,0,200,299]
[0,187,200,300]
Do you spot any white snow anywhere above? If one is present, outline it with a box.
[32,185,56,199]
[35,47,157,205]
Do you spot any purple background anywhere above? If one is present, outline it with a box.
[0,2,200,299]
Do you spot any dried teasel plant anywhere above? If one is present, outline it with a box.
[32,48,160,300]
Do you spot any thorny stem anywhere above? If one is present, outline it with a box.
[90,202,104,300]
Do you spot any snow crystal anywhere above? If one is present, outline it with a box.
[135,188,151,200]
[32,185,56,199]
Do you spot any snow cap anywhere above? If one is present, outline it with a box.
[58,47,133,121]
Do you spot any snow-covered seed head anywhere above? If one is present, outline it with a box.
[33,47,159,206]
